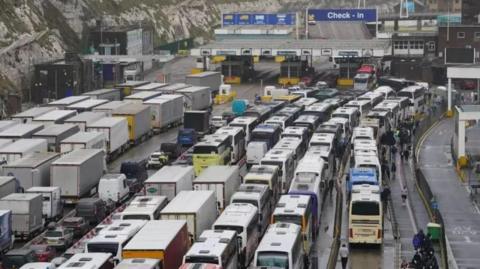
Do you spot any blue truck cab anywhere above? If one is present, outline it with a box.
[347,168,378,197]
[177,128,198,147]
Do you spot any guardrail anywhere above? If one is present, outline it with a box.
[412,102,449,269]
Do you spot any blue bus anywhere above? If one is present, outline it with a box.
[347,168,378,199]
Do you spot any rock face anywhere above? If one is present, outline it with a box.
[0,0,396,92]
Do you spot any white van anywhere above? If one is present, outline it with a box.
[98,174,130,203]
[26,186,62,222]
[247,141,268,167]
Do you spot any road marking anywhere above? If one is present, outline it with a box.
[465,236,472,243]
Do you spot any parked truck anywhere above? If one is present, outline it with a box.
[132,82,168,93]
[12,107,56,124]
[112,104,151,144]
[177,86,212,110]
[66,99,109,113]
[0,124,44,141]
[0,193,43,240]
[183,110,210,137]
[50,149,105,204]
[193,166,241,211]
[122,220,190,269]
[32,124,80,152]
[0,177,19,199]
[124,91,162,104]
[32,110,77,126]
[144,165,194,201]
[0,139,48,164]
[0,210,13,253]
[144,95,183,132]
[26,186,62,222]
[60,132,106,154]
[185,71,222,97]
[3,152,60,190]
[64,112,106,132]
[92,101,128,116]
[82,88,121,101]
[160,190,217,240]
[46,96,90,109]
[0,121,18,132]
[85,117,129,159]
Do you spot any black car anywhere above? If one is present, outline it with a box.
[3,248,37,269]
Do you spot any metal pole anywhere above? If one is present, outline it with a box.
[305,8,309,40]
[447,77,452,116]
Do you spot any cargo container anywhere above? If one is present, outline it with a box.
[46,96,90,109]
[32,110,77,126]
[144,165,194,201]
[0,210,13,253]
[124,91,163,104]
[0,139,48,163]
[85,117,128,157]
[160,190,217,240]
[184,111,210,136]
[66,99,109,113]
[122,220,190,269]
[177,86,212,110]
[0,139,13,150]
[59,132,106,154]
[32,124,79,152]
[92,101,128,116]
[112,105,151,143]
[156,83,190,94]
[0,193,43,240]
[12,107,57,124]
[64,112,106,132]
[26,186,62,221]
[115,81,150,97]
[3,152,60,190]
[50,149,105,204]
[0,124,44,141]
[0,177,19,199]
[132,82,168,93]
[193,166,241,211]
[0,121,18,132]
[82,88,121,101]
[143,95,183,131]
[185,71,222,96]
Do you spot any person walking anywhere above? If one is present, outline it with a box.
[391,162,397,180]
[403,147,410,162]
[381,186,391,212]
[340,243,349,269]
[401,186,408,206]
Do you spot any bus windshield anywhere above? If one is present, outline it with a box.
[273,214,302,226]
[185,256,220,265]
[244,179,268,186]
[251,132,274,141]
[256,251,289,268]
[229,123,246,132]
[352,201,380,215]
[231,199,258,208]
[310,142,331,148]
[214,225,244,234]
[261,161,283,170]
[122,214,151,220]
[87,243,119,256]
[333,113,349,120]
[193,146,218,154]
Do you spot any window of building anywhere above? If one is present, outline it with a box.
[475,32,480,40]
[457,32,466,39]
[427,41,436,51]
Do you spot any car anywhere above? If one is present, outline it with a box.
[44,227,74,249]
[146,151,169,169]
[3,248,38,269]
[62,217,89,238]
[29,244,56,262]
[210,115,227,129]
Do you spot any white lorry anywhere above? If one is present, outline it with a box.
[144,165,194,201]
[25,186,62,222]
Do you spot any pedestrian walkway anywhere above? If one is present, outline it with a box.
[418,118,480,268]
[390,152,433,263]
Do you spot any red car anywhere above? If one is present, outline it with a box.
[461,80,477,90]
[30,244,56,262]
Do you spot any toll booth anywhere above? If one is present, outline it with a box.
[279,57,313,86]
[221,56,254,84]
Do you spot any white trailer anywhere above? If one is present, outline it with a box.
[0,139,48,164]
[193,166,241,211]
[0,121,18,132]
[0,124,44,141]
[185,71,222,96]
[32,110,77,126]
[32,124,80,152]
[0,193,43,240]
[177,86,212,110]
[50,149,105,204]
[26,186,62,221]
[85,117,129,157]
[124,91,163,104]
[144,95,183,131]
[160,190,217,240]
[132,82,168,93]
[12,107,57,123]
[156,83,190,94]
[3,152,60,190]
[59,132,106,154]
[92,101,128,116]
[82,88,121,101]
[64,112,106,132]
[66,99,109,113]
[46,96,90,109]
[144,165,194,201]
[0,176,18,199]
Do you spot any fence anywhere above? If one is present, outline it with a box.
[412,100,449,269]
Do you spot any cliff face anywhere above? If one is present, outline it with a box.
[0,0,395,92]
